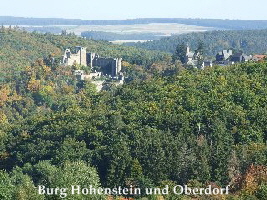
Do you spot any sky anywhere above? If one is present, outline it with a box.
[1,0,267,20]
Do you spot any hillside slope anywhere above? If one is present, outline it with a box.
[1,60,267,199]
[0,27,170,70]
[126,29,267,56]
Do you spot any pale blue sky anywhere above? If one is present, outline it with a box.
[1,0,267,20]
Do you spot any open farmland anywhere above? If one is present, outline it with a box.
[63,23,215,36]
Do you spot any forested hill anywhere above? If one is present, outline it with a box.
[1,26,267,199]
[1,59,267,198]
[126,29,267,56]
[2,16,267,30]
[0,27,169,70]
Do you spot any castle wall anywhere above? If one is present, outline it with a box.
[93,58,114,76]
[62,47,87,66]
[67,54,80,66]
[116,58,122,75]
[63,47,122,77]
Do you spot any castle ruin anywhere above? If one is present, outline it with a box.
[62,46,122,77]
[62,46,87,66]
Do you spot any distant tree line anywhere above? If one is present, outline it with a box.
[126,29,267,56]
[2,16,267,29]
[81,31,161,41]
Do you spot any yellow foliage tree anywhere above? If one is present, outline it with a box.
[27,79,41,92]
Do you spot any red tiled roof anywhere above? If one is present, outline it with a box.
[253,55,266,59]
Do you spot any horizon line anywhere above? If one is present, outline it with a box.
[1,16,267,21]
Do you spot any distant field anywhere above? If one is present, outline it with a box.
[62,23,215,36]
[111,40,150,44]
[14,23,215,37]
[12,23,216,43]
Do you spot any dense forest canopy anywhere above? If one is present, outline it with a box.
[126,29,267,56]
[0,28,267,199]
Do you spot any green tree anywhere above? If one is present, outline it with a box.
[172,42,187,64]
[0,170,14,200]
[196,41,204,68]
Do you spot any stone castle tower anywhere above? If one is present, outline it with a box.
[62,46,87,66]
[76,46,87,66]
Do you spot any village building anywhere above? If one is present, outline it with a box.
[231,53,252,63]
[214,49,252,65]
[216,50,233,61]
[202,61,213,69]
[215,60,234,66]
[186,46,196,63]
[252,54,266,62]
[185,46,212,69]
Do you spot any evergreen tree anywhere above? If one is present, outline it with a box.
[196,41,204,68]
[172,42,187,64]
